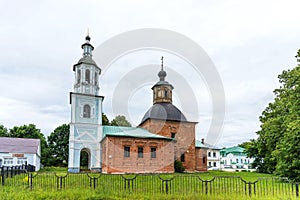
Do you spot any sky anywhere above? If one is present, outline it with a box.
[0,0,300,147]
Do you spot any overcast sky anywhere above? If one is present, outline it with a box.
[1,0,299,147]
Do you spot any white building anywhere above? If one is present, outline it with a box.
[220,146,254,170]
[0,137,41,171]
[198,139,221,170]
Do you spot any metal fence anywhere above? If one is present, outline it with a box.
[1,172,299,198]
[0,164,35,185]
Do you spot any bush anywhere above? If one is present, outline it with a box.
[174,160,185,173]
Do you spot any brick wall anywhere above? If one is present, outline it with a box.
[195,148,208,171]
[101,136,174,174]
[139,119,198,172]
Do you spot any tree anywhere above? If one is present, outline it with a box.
[110,115,131,127]
[47,124,70,166]
[246,50,300,180]
[8,124,50,166]
[102,113,110,125]
[0,125,8,137]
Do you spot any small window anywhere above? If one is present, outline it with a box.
[208,152,211,157]
[208,162,211,167]
[236,158,239,163]
[164,90,168,97]
[138,147,143,158]
[77,69,81,84]
[151,148,156,158]
[94,72,98,85]
[213,162,217,167]
[85,69,90,83]
[124,147,130,157]
[83,104,91,118]
[4,158,13,165]
[180,153,185,162]
[203,156,206,164]
[213,152,216,157]
[171,133,176,138]
[17,158,27,165]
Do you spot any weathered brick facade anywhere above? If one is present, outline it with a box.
[139,119,199,172]
[101,136,174,173]
[195,147,208,171]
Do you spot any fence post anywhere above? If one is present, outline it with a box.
[59,176,62,190]
[165,180,169,194]
[248,182,252,197]
[205,181,208,195]
[1,171,4,186]
[296,183,299,198]
[93,177,96,190]
[29,173,33,190]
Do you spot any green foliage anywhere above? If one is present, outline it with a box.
[102,113,110,125]
[6,124,49,166]
[110,115,131,127]
[246,51,300,180]
[174,160,185,173]
[47,124,70,167]
[0,125,8,136]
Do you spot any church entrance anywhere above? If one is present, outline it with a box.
[80,148,91,171]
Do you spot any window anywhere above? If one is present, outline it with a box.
[213,152,216,157]
[85,69,90,83]
[171,133,176,138]
[151,147,156,158]
[124,147,130,157]
[138,147,143,158]
[180,153,185,162]
[241,159,243,163]
[77,69,81,84]
[208,152,211,157]
[203,156,206,164]
[236,158,239,163]
[213,162,217,167]
[4,158,13,165]
[208,162,211,167]
[164,90,168,97]
[94,72,98,85]
[17,158,27,165]
[83,104,91,118]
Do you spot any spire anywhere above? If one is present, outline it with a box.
[81,32,94,57]
[158,56,167,81]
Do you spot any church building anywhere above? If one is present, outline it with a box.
[68,35,207,173]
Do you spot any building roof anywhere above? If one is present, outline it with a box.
[103,126,173,140]
[140,102,188,124]
[195,140,221,150]
[0,137,40,154]
[220,146,245,156]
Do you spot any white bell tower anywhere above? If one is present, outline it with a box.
[68,34,104,173]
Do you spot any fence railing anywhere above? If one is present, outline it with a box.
[1,172,299,198]
[0,164,35,185]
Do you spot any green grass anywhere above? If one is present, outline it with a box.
[0,168,297,199]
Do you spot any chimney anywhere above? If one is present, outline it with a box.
[201,138,204,144]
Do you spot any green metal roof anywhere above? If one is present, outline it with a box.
[195,140,208,148]
[102,126,173,140]
[220,146,245,156]
[195,140,221,149]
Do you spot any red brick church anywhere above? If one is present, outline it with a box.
[101,59,207,173]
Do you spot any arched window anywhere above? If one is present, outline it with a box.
[77,69,81,84]
[83,104,91,118]
[164,89,168,97]
[85,69,90,83]
[94,72,98,85]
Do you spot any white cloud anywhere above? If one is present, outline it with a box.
[1,0,300,146]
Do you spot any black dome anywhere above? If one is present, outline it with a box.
[140,103,187,124]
